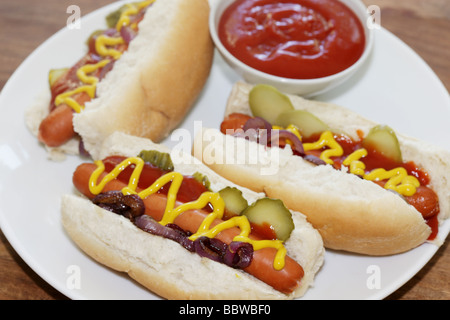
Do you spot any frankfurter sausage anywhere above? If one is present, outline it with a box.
[38,90,92,147]
[372,181,439,220]
[38,104,75,147]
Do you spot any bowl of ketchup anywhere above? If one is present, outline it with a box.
[210,0,374,96]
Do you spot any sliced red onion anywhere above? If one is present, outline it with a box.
[95,197,255,268]
[243,116,272,132]
[271,130,305,156]
[234,116,331,168]
[223,241,253,269]
[165,223,193,237]
[231,128,248,139]
[78,139,91,158]
[303,154,327,166]
[98,60,115,81]
[230,128,263,145]
[134,215,194,252]
[243,117,272,143]
[120,26,137,45]
[193,236,228,263]
[103,27,119,37]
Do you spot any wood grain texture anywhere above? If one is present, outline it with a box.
[362,0,450,92]
[0,0,448,300]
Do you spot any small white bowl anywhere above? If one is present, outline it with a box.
[209,0,374,97]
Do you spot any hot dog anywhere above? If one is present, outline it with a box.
[192,81,450,256]
[26,0,214,159]
[62,132,324,299]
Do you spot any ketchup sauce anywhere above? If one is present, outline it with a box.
[102,156,209,204]
[218,0,366,79]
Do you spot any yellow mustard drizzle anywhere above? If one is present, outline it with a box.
[76,60,110,85]
[94,36,124,60]
[88,157,288,270]
[54,85,94,113]
[337,144,420,196]
[116,0,155,31]
[364,168,420,197]
[54,60,110,113]
[342,148,367,177]
[54,0,151,113]
[281,125,420,196]
[303,131,343,165]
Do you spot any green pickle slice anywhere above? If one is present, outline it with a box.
[275,109,329,140]
[242,198,294,241]
[48,68,69,87]
[138,150,174,171]
[218,187,248,216]
[249,84,294,124]
[362,125,403,163]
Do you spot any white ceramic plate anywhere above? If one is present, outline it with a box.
[0,1,449,300]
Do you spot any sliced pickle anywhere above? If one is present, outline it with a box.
[249,84,294,124]
[242,198,294,241]
[48,68,69,87]
[275,110,329,140]
[192,172,211,190]
[362,125,403,163]
[218,187,248,216]
[105,4,128,28]
[138,150,174,171]
[105,1,141,28]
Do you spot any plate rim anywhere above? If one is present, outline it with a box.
[0,1,448,300]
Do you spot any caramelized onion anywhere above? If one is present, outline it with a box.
[194,237,254,269]
[134,216,255,268]
[134,215,194,252]
[93,194,255,269]
[92,191,144,220]
[223,241,253,269]
[193,236,228,263]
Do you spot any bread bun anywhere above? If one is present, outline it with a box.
[26,0,214,160]
[62,132,324,299]
[192,81,450,255]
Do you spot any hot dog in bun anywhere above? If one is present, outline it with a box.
[62,132,324,299]
[192,81,450,256]
[26,0,214,159]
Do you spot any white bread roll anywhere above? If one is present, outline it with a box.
[192,81,450,255]
[26,0,214,160]
[61,132,324,299]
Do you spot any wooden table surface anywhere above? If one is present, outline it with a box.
[0,0,449,300]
